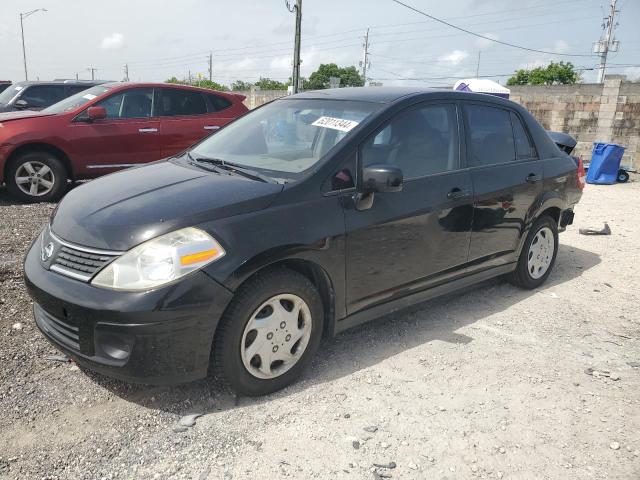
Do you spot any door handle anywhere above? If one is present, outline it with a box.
[526,173,542,183]
[204,125,220,131]
[138,128,158,133]
[447,188,471,200]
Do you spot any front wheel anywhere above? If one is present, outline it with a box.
[508,215,559,289]
[213,268,323,396]
[6,151,68,202]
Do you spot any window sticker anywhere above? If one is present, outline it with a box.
[83,94,97,100]
[312,116,359,132]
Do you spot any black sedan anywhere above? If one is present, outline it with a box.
[24,87,583,396]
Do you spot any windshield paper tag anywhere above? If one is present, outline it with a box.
[312,116,359,132]
[82,94,97,100]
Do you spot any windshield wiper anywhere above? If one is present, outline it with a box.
[189,154,273,183]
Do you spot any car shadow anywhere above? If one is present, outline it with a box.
[81,244,600,416]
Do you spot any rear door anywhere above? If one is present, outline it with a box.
[343,102,474,314]
[157,87,211,157]
[69,87,161,174]
[463,102,542,271]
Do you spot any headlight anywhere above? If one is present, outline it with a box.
[92,227,225,291]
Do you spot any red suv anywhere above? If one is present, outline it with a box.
[0,82,248,201]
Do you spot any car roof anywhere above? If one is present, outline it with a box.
[284,87,517,106]
[10,80,107,87]
[100,82,244,98]
[287,87,438,103]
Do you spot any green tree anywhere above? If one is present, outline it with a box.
[231,80,253,91]
[191,79,230,92]
[254,77,289,90]
[164,77,230,91]
[303,64,364,90]
[507,61,581,86]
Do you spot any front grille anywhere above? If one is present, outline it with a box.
[45,230,121,282]
[34,303,80,351]
[52,246,116,279]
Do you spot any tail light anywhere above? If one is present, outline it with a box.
[576,156,586,190]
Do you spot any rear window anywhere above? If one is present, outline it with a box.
[207,94,233,112]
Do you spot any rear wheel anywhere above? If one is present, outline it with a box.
[6,151,68,202]
[508,215,558,289]
[213,268,323,396]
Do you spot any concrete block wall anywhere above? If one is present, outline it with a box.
[510,76,639,169]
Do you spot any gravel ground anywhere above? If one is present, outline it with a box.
[1,180,639,480]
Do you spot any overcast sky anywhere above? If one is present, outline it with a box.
[1,0,639,87]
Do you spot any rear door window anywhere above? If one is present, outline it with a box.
[94,88,153,119]
[207,93,233,112]
[511,112,536,160]
[159,88,207,116]
[464,104,516,167]
[20,85,66,108]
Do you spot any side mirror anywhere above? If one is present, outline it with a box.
[87,106,107,121]
[14,99,29,109]
[362,164,403,193]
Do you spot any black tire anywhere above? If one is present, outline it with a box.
[617,169,629,183]
[6,151,68,203]
[507,215,559,289]
[213,268,324,396]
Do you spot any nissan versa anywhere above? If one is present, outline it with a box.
[24,88,584,396]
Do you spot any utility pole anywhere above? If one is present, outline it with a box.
[286,0,302,93]
[87,67,97,80]
[208,52,213,82]
[19,8,47,81]
[594,0,620,83]
[360,28,371,86]
[123,64,130,81]
[476,51,481,78]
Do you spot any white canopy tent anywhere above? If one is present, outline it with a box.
[453,79,510,98]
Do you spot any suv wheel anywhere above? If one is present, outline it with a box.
[6,151,68,203]
[213,268,323,396]
[508,215,559,289]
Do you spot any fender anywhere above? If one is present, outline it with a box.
[215,240,343,335]
[515,192,565,257]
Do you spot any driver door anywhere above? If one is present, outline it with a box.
[343,102,474,314]
[69,87,161,176]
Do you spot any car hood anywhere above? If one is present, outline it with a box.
[0,110,54,121]
[51,160,284,251]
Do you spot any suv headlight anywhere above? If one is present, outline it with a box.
[92,227,225,291]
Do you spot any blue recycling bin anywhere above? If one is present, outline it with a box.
[586,142,625,185]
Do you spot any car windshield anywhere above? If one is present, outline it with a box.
[0,84,23,104]
[189,99,380,178]
[43,85,112,114]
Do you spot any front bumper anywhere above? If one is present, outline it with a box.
[24,240,234,385]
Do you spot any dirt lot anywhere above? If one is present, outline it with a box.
[1,180,639,480]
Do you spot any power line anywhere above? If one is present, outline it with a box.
[389,0,594,57]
